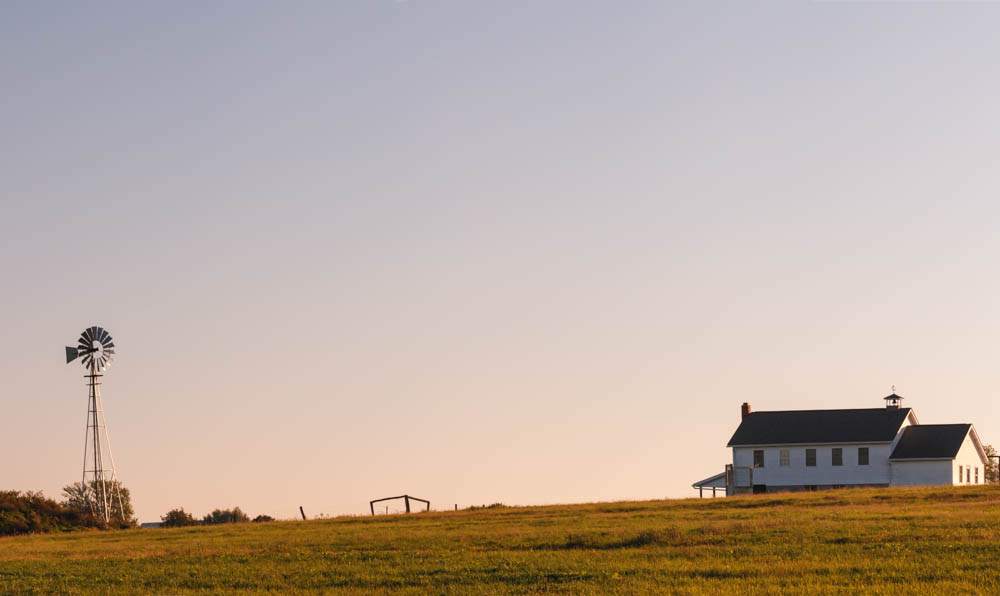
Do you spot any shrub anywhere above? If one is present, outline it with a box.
[985,444,998,484]
[253,515,275,523]
[202,507,250,525]
[161,508,199,527]
[467,503,508,511]
[0,491,100,536]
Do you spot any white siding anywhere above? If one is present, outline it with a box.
[890,460,953,486]
[733,444,894,487]
[953,431,986,485]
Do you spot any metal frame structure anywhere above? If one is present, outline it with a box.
[68,326,125,524]
[369,494,430,515]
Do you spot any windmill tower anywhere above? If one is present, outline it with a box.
[65,326,125,523]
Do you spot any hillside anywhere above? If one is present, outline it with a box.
[2,486,1000,594]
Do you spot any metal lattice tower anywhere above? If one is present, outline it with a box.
[66,326,125,523]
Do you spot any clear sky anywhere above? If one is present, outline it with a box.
[3,1,1000,522]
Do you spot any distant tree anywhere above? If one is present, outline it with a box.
[161,508,199,527]
[985,444,998,484]
[202,507,250,525]
[62,480,136,528]
[252,514,275,523]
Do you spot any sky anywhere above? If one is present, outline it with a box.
[3,1,1000,522]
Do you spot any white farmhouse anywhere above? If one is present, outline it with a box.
[692,394,989,496]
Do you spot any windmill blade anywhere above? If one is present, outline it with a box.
[65,346,79,363]
[81,328,93,343]
[104,342,115,350]
[97,328,109,344]
[90,327,100,342]
[81,354,91,368]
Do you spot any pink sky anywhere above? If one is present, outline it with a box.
[3,2,1000,521]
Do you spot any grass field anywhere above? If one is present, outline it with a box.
[3,486,1000,594]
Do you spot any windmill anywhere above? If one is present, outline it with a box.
[65,326,125,523]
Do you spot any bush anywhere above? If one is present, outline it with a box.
[0,491,100,536]
[161,508,199,527]
[202,507,250,525]
[253,514,275,523]
[467,503,508,511]
[986,444,998,484]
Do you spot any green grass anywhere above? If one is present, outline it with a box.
[3,486,1000,593]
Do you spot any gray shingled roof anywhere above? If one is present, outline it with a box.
[889,424,971,460]
[727,408,912,446]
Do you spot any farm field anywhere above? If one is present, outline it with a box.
[2,486,1000,594]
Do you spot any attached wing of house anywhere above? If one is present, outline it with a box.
[889,424,988,486]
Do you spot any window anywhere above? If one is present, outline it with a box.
[832,448,843,466]
[780,449,790,467]
[976,467,979,484]
[958,465,963,483]
[858,447,869,466]
[967,467,971,484]
[806,449,816,467]
[753,450,765,468]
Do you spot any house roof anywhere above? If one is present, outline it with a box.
[691,471,727,488]
[889,424,972,460]
[727,407,912,447]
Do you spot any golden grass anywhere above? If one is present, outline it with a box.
[2,485,1000,593]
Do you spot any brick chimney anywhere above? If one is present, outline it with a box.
[741,402,751,420]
